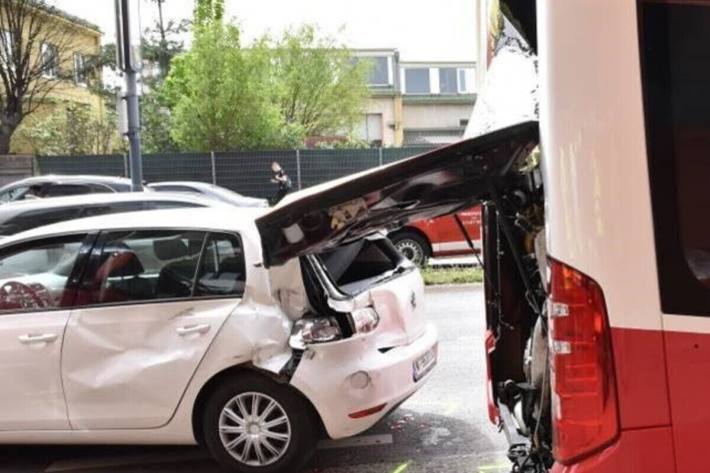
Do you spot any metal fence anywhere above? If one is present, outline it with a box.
[35,147,436,199]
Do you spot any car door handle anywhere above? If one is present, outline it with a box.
[18,333,58,345]
[176,324,211,336]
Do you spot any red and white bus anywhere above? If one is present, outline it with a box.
[473,1,710,472]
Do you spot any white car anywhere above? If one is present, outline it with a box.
[148,181,269,208]
[0,132,517,471]
[0,186,446,470]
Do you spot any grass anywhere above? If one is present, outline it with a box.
[420,266,484,285]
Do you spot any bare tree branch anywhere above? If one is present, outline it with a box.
[0,0,99,153]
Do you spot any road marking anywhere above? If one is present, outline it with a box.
[44,450,207,472]
[317,433,394,450]
[391,461,411,473]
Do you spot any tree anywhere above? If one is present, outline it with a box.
[272,25,371,139]
[21,103,120,155]
[0,0,96,153]
[142,0,189,80]
[193,0,224,28]
[162,23,299,151]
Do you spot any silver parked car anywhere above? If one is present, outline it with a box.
[149,181,268,207]
[0,175,137,203]
[0,192,227,237]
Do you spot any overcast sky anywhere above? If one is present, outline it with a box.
[53,0,477,62]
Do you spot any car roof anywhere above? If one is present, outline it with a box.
[0,207,267,246]
[0,191,221,212]
[0,174,132,189]
[149,181,213,190]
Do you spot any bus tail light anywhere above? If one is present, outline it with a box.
[548,259,619,464]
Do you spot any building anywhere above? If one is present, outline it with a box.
[353,49,476,147]
[9,4,104,153]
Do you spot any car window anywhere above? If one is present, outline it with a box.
[0,186,29,203]
[195,233,245,297]
[320,238,406,295]
[87,184,115,194]
[0,235,86,313]
[0,207,83,236]
[153,185,201,194]
[85,230,205,305]
[82,202,147,217]
[640,1,710,314]
[146,201,206,210]
[44,184,93,197]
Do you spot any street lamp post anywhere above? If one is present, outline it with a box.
[115,0,143,191]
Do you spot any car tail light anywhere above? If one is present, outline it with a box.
[548,259,619,464]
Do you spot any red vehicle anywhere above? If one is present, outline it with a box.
[388,206,481,265]
[473,1,710,472]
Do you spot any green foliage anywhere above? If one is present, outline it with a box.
[22,104,120,156]
[162,23,299,152]
[272,25,371,138]
[194,0,224,28]
[163,21,371,152]
[420,267,484,285]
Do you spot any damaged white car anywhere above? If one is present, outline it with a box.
[0,126,534,472]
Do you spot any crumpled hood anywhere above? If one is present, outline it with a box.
[257,121,539,267]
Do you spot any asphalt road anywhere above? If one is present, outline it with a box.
[0,285,510,473]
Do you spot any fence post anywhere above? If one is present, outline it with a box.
[210,151,217,185]
[295,148,302,190]
[123,153,129,178]
[378,147,384,167]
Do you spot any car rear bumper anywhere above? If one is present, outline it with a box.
[550,426,675,473]
[289,323,439,439]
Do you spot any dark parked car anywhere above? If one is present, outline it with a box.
[0,175,136,203]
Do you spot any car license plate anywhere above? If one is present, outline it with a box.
[413,344,438,382]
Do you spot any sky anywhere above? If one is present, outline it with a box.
[53,0,477,62]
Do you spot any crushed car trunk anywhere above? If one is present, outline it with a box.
[256,121,539,268]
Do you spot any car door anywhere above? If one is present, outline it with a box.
[62,229,245,430]
[0,233,92,430]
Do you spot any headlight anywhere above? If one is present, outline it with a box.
[290,317,343,349]
[350,307,380,334]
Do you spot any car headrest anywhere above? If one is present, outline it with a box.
[153,237,189,261]
[101,251,144,278]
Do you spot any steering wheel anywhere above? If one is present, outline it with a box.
[0,281,52,310]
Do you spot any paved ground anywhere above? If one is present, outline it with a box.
[0,285,509,473]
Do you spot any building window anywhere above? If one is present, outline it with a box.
[439,68,458,94]
[405,68,430,94]
[369,56,390,86]
[458,69,468,93]
[73,52,87,86]
[41,43,59,78]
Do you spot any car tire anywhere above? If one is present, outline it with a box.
[391,231,431,266]
[202,372,317,473]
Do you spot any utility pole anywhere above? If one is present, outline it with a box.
[115,0,143,191]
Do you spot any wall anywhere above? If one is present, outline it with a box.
[0,155,34,187]
[402,102,474,130]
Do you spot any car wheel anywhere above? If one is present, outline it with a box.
[202,373,317,473]
[391,232,430,266]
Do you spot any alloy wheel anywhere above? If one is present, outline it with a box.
[218,391,292,467]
